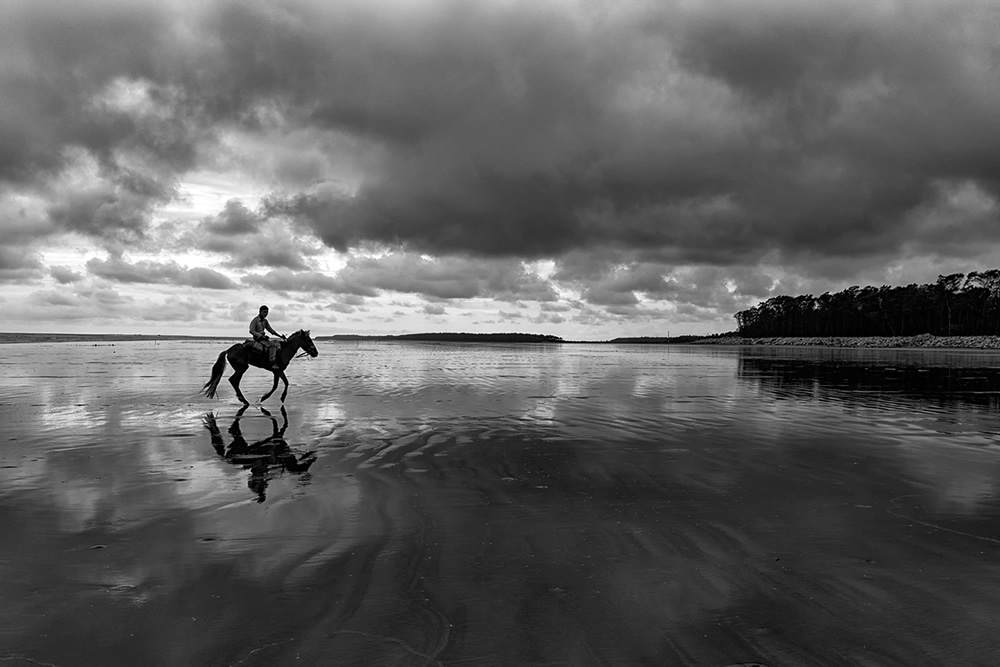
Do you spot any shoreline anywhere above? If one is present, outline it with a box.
[691,333,1000,350]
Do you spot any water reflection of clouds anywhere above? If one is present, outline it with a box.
[895,440,1000,515]
[120,406,203,431]
[523,396,558,424]
[630,372,678,398]
[310,399,347,425]
[735,347,1000,515]
[37,403,106,430]
[736,351,1000,443]
[192,476,369,585]
[1,451,111,531]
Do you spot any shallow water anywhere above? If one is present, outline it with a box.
[2,341,1000,666]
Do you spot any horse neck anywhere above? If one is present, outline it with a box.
[278,332,302,362]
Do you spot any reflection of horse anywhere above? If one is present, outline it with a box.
[202,329,318,404]
[203,405,317,503]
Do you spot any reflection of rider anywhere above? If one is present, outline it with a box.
[250,305,285,370]
[202,405,316,503]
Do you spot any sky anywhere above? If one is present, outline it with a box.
[2,0,999,339]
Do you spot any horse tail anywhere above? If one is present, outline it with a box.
[202,349,229,399]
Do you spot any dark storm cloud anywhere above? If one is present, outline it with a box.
[423,304,446,316]
[242,268,376,297]
[50,266,84,284]
[185,201,318,270]
[0,2,172,183]
[226,241,313,271]
[201,200,263,236]
[86,257,237,289]
[560,257,776,323]
[193,232,314,271]
[334,253,559,301]
[532,312,563,325]
[0,197,58,245]
[241,253,557,303]
[21,285,212,324]
[582,288,640,307]
[0,2,208,241]
[324,299,358,314]
[183,267,240,290]
[46,178,173,240]
[3,0,1000,292]
[0,247,43,282]
[254,0,1000,267]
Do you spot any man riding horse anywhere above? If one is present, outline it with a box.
[250,305,284,369]
[202,326,318,405]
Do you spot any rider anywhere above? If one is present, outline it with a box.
[249,305,285,369]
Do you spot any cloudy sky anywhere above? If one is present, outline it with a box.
[2,0,999,339]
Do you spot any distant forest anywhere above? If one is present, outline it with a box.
[735,271,1000,338]
[606,335,707,344]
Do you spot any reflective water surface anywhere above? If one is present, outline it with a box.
[2,341,1000,665]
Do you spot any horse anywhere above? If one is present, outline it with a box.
[202,329,318,404]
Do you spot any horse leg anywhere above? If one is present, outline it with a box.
[229,365,250,405]
[260,371,280,403]
[278,371,290,403]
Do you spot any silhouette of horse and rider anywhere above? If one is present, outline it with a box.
[202,305,318,405]
[203,404,317,503]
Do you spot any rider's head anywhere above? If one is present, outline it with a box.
[259,305,269,315]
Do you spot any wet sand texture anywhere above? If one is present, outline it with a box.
[1,341,999,665]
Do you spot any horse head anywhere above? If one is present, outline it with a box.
[292,329,318,357]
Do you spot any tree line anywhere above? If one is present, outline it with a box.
[734,270,1000,338]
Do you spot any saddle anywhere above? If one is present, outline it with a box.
[243,338,265,352]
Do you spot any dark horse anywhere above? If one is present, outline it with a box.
[202,329,318,404]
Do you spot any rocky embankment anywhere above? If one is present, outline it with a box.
[692,333,1000,349]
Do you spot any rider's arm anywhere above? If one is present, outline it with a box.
[265,320,282,337]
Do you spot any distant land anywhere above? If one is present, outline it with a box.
[600,334,723,344]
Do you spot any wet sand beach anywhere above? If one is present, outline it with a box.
[2,341,1000,665]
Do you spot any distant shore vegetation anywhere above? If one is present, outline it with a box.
[603,335,713,344]
[734,271,1000,339]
